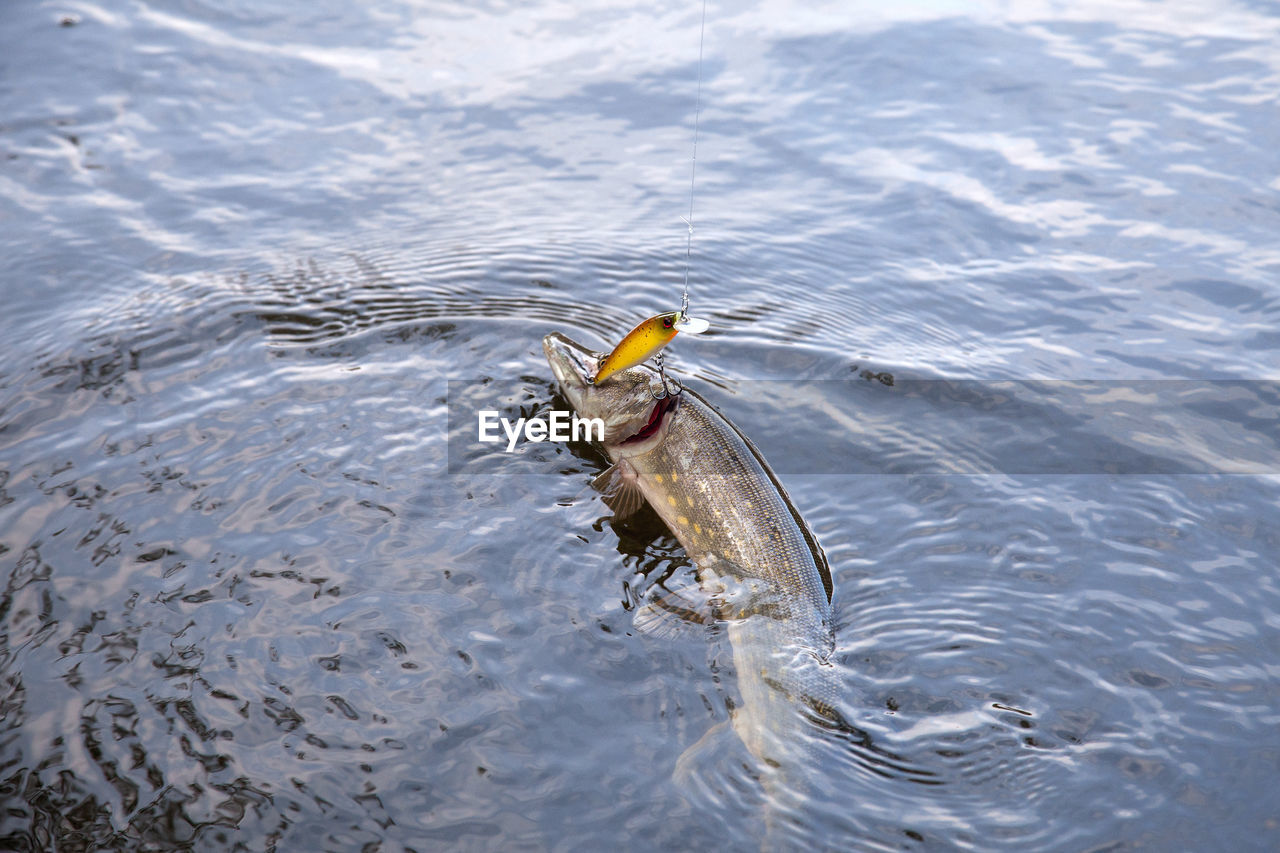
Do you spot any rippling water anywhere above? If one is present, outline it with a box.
[2,1,1278,850]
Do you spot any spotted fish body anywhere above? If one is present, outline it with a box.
[544,331,838,816]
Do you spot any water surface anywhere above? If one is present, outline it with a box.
[2,1,1278,850]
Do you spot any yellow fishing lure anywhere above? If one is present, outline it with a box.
[594,312,680,385]
[594,311,709,385]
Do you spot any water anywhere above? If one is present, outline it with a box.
[2,1,1278,850]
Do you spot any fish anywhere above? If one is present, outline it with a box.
[544,330,845,836]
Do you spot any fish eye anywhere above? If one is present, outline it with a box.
[662,316,674,328]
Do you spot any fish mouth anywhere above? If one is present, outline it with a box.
[620,394,678,446]
[543,332,599,388]
[544,330,676,450]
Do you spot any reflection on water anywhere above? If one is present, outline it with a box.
[3,0,1279,850]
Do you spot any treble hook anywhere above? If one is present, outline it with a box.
[651,351,683,399]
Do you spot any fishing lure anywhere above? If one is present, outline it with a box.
[593,311,709,386]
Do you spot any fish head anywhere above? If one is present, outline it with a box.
[543,332,676,452]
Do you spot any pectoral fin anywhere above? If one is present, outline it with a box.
[673,719,735,788]
[697,559,793,622]
[633,582,715,641]
[591,463,647,519]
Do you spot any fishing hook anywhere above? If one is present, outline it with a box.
[650,351,682,400]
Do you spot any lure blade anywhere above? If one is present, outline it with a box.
[594,311,681,385]
[673,314,709,334]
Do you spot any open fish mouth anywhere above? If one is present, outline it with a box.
[542,333,598,385]
[620,395,678,445]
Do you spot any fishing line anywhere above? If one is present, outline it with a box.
[597,2,709,400]
[680,0,707,321]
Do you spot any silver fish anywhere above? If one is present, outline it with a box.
[543,331,843,826]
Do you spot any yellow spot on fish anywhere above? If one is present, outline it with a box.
[678,515,688,526]
[654,474,663,483]
[670,472,678,482]
[694,523,702,534]
[667,496,677,506]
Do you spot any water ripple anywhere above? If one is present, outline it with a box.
[3,2,1279,851]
